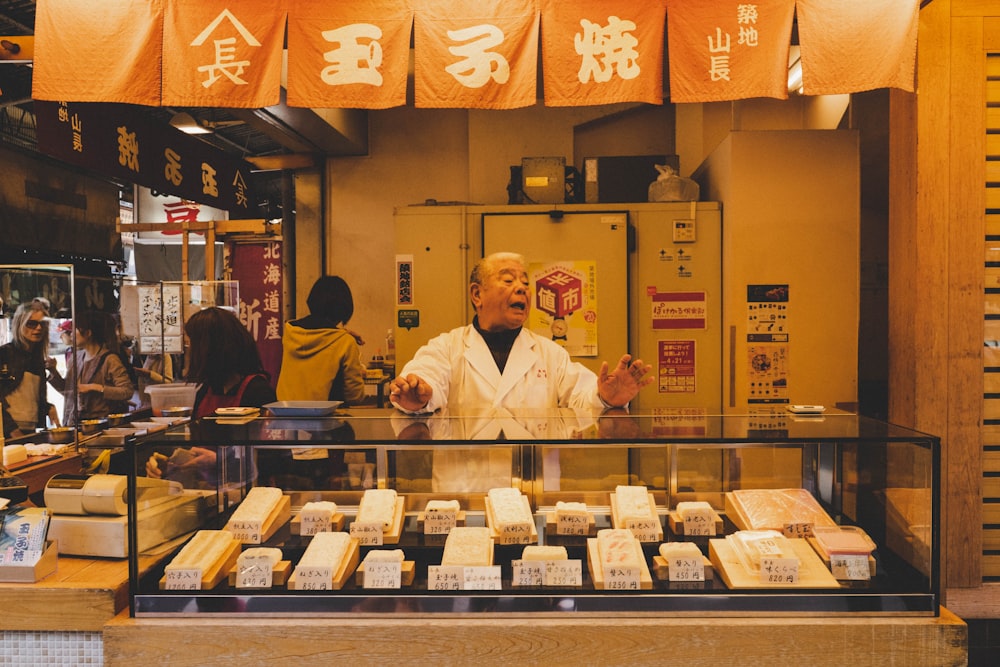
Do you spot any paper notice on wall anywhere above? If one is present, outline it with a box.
[746,284,789,404]
[528,260,598,357]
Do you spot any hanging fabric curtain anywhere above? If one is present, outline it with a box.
[665,0,795,103]
[32,0,163,106]
[413,0,539,109]
[161,0,286,107]
[540,0,666,107]
[795,0,919,95]
[286,0,412,110]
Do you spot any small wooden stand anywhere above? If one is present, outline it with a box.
[290,512,346,535]
[159,538,241,590]
[586,538,653,590]
[485,496,538,545]
[609,492,664,542]
[708,537,841,589]
[355,560,416,587]
[287,538,361,591]
[227,560,293,588]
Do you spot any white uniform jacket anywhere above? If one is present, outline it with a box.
[393,324,604,414]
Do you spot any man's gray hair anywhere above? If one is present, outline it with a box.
[470,252,527,286]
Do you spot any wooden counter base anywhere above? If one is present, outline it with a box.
[104,607,967,666]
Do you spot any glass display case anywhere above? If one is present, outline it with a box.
[126,408,939,617]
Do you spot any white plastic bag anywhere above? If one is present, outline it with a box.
[647,164,700,202]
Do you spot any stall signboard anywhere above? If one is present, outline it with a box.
[34,101,255,215]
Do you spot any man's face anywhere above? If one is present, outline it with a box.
[472,258,530,331]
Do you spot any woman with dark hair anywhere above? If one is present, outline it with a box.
[183,307,276,418]
[1,300,52,437]
[48,309,135,425]
[275,275,366,405]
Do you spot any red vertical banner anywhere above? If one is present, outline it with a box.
[32,0,163,105]
[665,0,795,103]
[413,0,539,109]
[286,0,413,109]
[795,0,919,95]
[541,0,666,107]
[229,241,284,387]
[161,0,287,107]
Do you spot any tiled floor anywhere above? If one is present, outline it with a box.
[966,619,1000,666]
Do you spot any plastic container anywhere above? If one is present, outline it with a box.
[145,383,198,417]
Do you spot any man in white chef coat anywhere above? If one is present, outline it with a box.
[389,251,652,492]
[389,251,652,415]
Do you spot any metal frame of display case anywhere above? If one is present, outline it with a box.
[126,409,940,618]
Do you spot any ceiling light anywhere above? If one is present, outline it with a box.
[169,112,212,134]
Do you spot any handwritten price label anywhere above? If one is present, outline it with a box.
[668,556,705,582]
[424,511,457,535]
[681,508,716,536]
[831,554,871,581]
[350,521,384,546]
[363,561,402,589]
[293,565,334,590]
[603,565,640,590]
[236,554,274,589]
[760,557,799,584]
[164,568,203,590]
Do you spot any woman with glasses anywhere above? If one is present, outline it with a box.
[1,299,52,438]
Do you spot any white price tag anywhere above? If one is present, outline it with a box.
[668,556,705,582]
[299,509,332,536]
[544,559,583,587]
[363,561,403,589]
[626,517,660,543]
[228,519,264,544]
[512,560,544,587]
[350,521,384,546]
[603,565,641,590]
[831,554,871,581]
[236,554,274,589]
[427,565,463,590]
[293,565,334,590]
[556,514,589,536]
[164,568,203,590]
[423,511,457,535]
[760,557,799,584]
[462,566,502,590]
[681,508,716,536]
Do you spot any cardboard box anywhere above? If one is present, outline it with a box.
[584,155,679,203]
[0,540,58,583]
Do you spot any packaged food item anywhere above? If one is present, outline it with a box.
[726,488,837,532]
[811,525,876,559]
[726,529,797,575]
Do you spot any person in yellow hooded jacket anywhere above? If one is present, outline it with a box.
[275,275,366,405]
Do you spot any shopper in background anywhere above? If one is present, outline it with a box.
[389,251,653,414]
[48,309,135,425]
[275,275,366,405]
[145,307,276,486]
[1,299,52,437]
[183,307,276,418]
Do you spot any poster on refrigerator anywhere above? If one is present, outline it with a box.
[658,339,697,394]
[746,284,789,404]
[528,260,598,357]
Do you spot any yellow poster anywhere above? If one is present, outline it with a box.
[528,260,598,357]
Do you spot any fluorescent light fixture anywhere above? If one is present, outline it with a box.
[169,112,212,134]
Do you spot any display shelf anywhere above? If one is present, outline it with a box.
[126,408,940,618]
